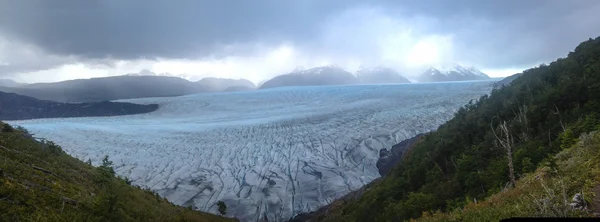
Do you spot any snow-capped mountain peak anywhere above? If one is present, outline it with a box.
[419,63,490,82]
[432,63,472,76]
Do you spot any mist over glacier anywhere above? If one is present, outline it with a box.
[9,81,495,221]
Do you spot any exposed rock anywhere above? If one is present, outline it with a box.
[570,193,586,210]
[376,134,424,176]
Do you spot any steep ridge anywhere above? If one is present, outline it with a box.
[298,37,600,221]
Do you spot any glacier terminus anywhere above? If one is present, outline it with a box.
[8,81,495,221]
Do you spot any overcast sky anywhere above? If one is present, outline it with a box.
[0,0,599,83]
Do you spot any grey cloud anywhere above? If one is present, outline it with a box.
[0,0,599,72]
[448,1,600,68]
[0,0,356,59]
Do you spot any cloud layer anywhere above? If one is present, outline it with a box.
[0,0,599,83]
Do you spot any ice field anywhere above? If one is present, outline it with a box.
[8,81,495,221]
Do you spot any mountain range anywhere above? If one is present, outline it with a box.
[259,64,489,89]
[417,64,491,82]
[0,75,256,103]
[0,64,489,102]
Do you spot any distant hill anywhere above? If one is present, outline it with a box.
[418,64,490,82]
[0,91,159,120]
[195,77,255,92]
[0,75,199,103]
[0,79,25,87]
[0,75,255,103]
[356,67,411,84]
[259,66,358,89]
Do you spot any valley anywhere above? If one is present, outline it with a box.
[7,81,495,221]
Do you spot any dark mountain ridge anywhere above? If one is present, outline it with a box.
[0,75,256,103]
[0,91,158,120]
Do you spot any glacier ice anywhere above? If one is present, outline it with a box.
[8,81,495,221]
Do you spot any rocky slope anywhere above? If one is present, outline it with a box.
[376,134,424,176]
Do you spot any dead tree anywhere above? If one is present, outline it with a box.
[513,104,530,142]
[553,104,566,133]
[491,119,517,188]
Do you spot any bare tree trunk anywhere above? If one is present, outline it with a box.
[554,104,566,133]
[492,119,517,188]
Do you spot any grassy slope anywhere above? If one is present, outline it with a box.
[417,130,600,221]
[0,122,236,222]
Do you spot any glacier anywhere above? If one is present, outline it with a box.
[8,81,495,221]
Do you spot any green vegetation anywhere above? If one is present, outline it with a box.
[0,122,237,222]
[315,37,600,222]
[217,201,227,216]
[417,130,600,221]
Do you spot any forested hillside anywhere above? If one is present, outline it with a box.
[311,37,600,221]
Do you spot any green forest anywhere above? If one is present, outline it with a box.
[314,37,600,221]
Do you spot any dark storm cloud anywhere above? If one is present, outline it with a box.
[0,0,358,59]
[0,0,598,70]
[445,0,600,68]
